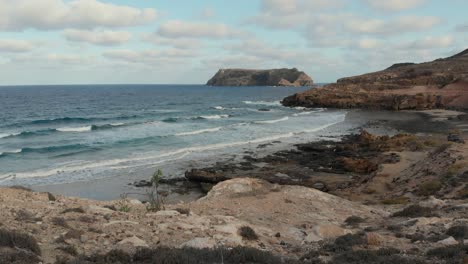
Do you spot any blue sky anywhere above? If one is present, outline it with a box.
[0,0,466,85]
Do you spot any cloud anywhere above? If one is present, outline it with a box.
[261,0,346,15]
[456,23,468,32]
[345,16,441,35]
[158,20,248,39]
[0,39,35,53]
[64,29,131,46]
[102,49,198,64]
[142,34,203,49]
[363,0,427,12]
[0,0,157,31]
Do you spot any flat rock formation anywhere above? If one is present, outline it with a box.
[283,49,468,110]
[206,68,313,87]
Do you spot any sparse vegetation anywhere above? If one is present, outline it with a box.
[61,207,85,214]
[145,169,165,212]
[417,180,442,196]
[344,216,366,226]
[323,233,366,253]
[238,226,258,240]
[392,205,435,218]
[382,196,410,205]
[54,246,291,264]
[332,248,426,264]
[117,193,131,213]
[446,225,468,240]
[57,245,78,256]
[0,228,41,256]
[426,244,468,261]
[51,217,69,228]
[15,209,41,222]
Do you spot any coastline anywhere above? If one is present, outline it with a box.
[33,109,458,201]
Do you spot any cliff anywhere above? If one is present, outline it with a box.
[283,49,468,110]
[206,68,313,87]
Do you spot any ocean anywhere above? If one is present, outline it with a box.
[0,85,347,187]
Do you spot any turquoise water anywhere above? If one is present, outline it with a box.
[0,85,346,186]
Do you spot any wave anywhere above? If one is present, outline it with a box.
[254,117,289,124]
[0,144,87,158]
[243,100,281,106]
[212,106,225,110]
[175,127,223,136]
[196,115,230,120]
[56,126,92,133]
[162,117,179,123]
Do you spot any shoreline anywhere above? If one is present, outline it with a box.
[33,109,460,201]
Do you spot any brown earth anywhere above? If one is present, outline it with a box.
[282,49,468,110]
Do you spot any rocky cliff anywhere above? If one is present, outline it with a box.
[206,68,313,87]
[283,49,468,110]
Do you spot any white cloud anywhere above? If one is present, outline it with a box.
[400,35,455,49]
[356,38,381,49]
[64,29,131,46]
[158,20,248,39]
[363,0,427,12]
[345,16,441,35]
[0,0,157,31]
[142,34,203,50]
[261,0,345,15]
[103,49,198,64]
[0,39,34,53]
[456,23,468,32]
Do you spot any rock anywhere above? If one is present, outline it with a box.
[207,68,313,87]
[282,48,468,110]
[80,235,88,243]
[366,232,384,246]
[152,210,180,217]
[312,182,327,192]
[87,205,115,215]
[185,168,230,184]
[115,236,149,255]
[304,224,349,243]
[258,108,271,112]
[419,196,446,208]
[181,237,217,249]
[448,133,465,144]
[129,199,143,205]
[437,236,458,246]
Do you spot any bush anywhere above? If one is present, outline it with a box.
[55,246,294,264]
[61,208,85,214]
[426,245,468,260]
[344,216,365,226]
[381,196,410,205]
[0,228,41,255]
[57,245,78,256]
[392,205,435,218]
[239,226,258,240]
[417,180,442,196]
[332,248,425,264]
[446,225,468,240]
[51,217,69,228]
[323,233,366,253]
[15,209,41,223]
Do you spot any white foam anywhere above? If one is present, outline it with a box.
[175,127,223,136]
[293,112,313,117]
[255,117,289,124]
[56,126,92,132]
[243,100,281,106]
[0,132,20,139]
[212,106,225,110]
[199,114,229,119]
[110,123,125,126]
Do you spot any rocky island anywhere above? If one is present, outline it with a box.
[206,68,313,87]
[282,49,468,110]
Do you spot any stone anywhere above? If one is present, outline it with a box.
[207,68,313,87]
[115,236,149,255]
[129,199,143,205]
[181,237,217,249]
[419,196,446,208]
[305,225,348,243]
[438,236,458,246]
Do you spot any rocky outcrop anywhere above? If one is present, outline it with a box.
[283,49,468,110]
[206,68,313,87]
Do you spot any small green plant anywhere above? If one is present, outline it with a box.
[417,180,442,196]
[117,193,131,213]
[146,169,165,212]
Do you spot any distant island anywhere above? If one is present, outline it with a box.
[283,48,468,110]
[206,68,313,87]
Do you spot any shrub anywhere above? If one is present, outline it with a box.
[0,228,41,255]
[15,209,41,222]
[51,217,69,228]
[392,205,435,218]
[61,208,85,214]
[417,180,442,196]
[323,233,366,253]
[426,245,468,260]
[344,216,366,226]
[239,226,258,240]
[55,246,293,264]
[332,248,425,264]
[146,169,165,212]
[57,245,78,256]
[381,196,410,205]
[446,225,468,240]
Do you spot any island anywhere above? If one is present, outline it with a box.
[282,49,468,110]
[206,68,314,87]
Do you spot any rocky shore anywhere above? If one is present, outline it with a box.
[2,110,468,263]
[206,68,313,87]
[282,49,468,110]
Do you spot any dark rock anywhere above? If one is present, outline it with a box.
[258,108,271,112]
[207,68,313,87]
[448,133,465,144]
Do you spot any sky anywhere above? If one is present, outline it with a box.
[0,0,466,85]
